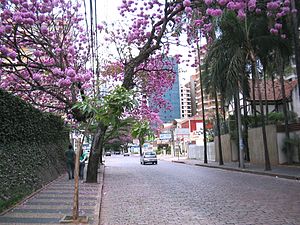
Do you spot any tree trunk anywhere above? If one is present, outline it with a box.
[234,94,240,167]
[263,68,269,123]
[279,62,291,163]
[251,69,257,126]
[252,58,271,171]
[86,122,108,183]
[72,139,81,220]
[242,92,250,162]
[257,81,271,171]
[271,75,278,112]
[139,138,143,156]
[236,90,245,168]
[214,90,223,165]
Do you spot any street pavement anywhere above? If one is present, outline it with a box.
[0,165,104,225]
[0,156,299,225]
[100,155,300,225]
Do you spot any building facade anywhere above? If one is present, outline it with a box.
[159,58,181,123]
[180,82,192,118]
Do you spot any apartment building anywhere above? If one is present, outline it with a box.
[180,82,192,118]
[189,47,222,121]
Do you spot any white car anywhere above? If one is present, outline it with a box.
[123,152,130,156]
[140,151,157,165]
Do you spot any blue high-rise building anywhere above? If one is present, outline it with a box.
[158,58,180,123]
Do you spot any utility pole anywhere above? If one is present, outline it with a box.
[197,42,208,164]
[291,0,300,97]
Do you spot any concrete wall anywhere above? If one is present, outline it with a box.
[188,142,215,161]
[277,131,300,164]
[248,125,279,165]
[215,134,238,163]
[214,124,300,165]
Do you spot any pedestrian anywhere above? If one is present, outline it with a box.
[79,151,88,180]
[65,144,75,180]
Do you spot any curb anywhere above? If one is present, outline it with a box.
[170,160,300,181]
[96,164,105,225]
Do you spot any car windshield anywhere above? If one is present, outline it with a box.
[145,152,156,156]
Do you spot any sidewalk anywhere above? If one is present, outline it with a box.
[159,155,300,180]
[0,165,104,225]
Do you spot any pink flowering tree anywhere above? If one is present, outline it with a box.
[0,0,92,121]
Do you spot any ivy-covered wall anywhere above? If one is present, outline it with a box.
[0,90,69,212]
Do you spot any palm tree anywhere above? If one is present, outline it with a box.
[205,10,290,169]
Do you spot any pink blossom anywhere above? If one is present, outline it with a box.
[97,24,104,30]
[0,26,5,35]
[7,51,17,60]
[255,8,262,14]
[204,0,213,5]
[217,0,229,6]
[52,68,62,75]
[33,73,42,81]
[5,25,13,33]
[183,0,191,7]
[66,68,76,77]
[0,46,9,56]
[248,0,256,11]
[267,2,280,10]
[54,48,62,54]
[270,28,279,35]
[237,10,246,19]
[41,25,48,35]
[68,46,75,55]
[33,50,43,57]
[207,8,222,17]
[13,14,23,24]
[184,7,192,14]
[274,23,282,30]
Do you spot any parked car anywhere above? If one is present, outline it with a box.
[114,151,121,155]
[140,151,157,165]
[105,151,111,156]
[123,152,130,156]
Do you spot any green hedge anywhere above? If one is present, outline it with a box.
[0,90,69,213]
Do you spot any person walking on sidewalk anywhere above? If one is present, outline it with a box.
[65,144,75,180]
[79,151,88,180]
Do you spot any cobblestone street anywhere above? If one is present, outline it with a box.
[100,155,300,225]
